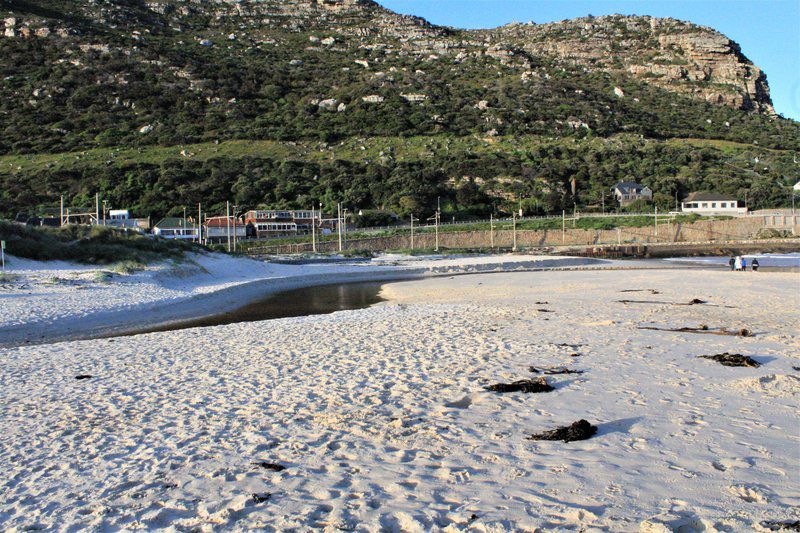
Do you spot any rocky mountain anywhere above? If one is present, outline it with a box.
[0,0,797,220]
[489,16,773,114]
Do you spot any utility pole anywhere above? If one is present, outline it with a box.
[311,206,317,253]
[410,214,415,250]
[436,197,441,252]
[95,193,100,226]
[512,212,517,251]
[435,210,440,252]
[337,203,343,252]
[562,210,566,243]
[60,196,64,227]
[226,201,231,252]
[102,200,108,225]
[197,203,202,244]
[654,206,658,237]
[343,208,348,247]
[490,213,494,249]
[601,192,605,215]
[232,205,238,252]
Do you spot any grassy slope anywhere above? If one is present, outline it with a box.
[0,135,789,175]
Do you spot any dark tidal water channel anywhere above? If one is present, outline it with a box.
[129,281,386,336]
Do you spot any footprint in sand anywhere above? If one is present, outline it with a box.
[640,511,716,533]
[444,395,474,409]
[451,470,472,484]
[728,484,773,503]
[711,457,752,472]
[684,414,707,427]
[310,488,341,500]
[628,437,649,450]
[509,467,528,479]
[380,511,425,533]
[666,462,699,478]
[546,508,602,529]
[623,389,647,406]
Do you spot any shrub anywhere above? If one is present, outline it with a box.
[0,221,198,264]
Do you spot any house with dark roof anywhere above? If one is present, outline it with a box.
[152,217,199,240]
[203,216,248,244]
[611,181,653,206]
[681,193,748,215]
[13,213,60,227]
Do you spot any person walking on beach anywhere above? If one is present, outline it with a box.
[751,258,760,272]
[741,257,748,271]
[728,256,736,271]
[734,256,742,271]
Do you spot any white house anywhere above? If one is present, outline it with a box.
[103,209,149,231]
[108,209,129,221]
[611,181,653,206]
[681,193,748,216]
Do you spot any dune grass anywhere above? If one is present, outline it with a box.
[0,221,200,265]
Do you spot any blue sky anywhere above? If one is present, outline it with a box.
[380,1,800,121]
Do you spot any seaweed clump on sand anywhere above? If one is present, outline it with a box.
[253,461,286,472]
[760,520,800,532]
[699,353,761,368]
[529,366,584,375]
[528,419,598,442]
[485,377,554,393]
[638,325,752,337]
[252,493,271,504]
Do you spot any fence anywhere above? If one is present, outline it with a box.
[243,215,799,256]
[353,211,676,234]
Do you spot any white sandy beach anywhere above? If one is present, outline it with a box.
[0,257,798,531]
[0,252,599,346]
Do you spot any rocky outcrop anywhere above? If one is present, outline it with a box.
[488,15,773,114]
[1,4,774,115]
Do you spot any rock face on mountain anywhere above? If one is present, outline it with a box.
[1,2,772,115]
[490,16,773,114]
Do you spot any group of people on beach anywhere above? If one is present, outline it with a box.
[729,256,759,271]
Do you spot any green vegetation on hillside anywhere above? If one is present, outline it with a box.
[0,1,798,222]
[2,135,795,222]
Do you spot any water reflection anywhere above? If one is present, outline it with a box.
[130,281,386,336]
